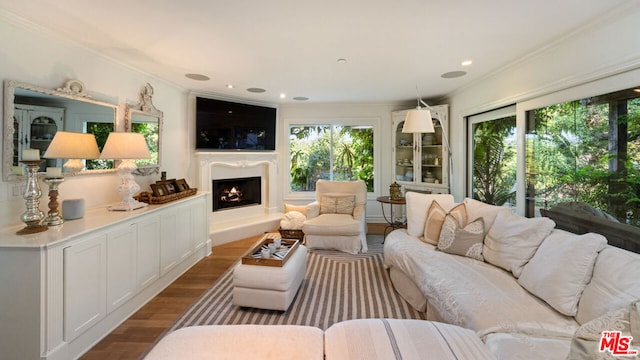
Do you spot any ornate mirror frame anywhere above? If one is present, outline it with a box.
[124,83,162,176]
[3,79,118,181]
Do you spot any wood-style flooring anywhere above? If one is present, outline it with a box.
[80,223,386,359]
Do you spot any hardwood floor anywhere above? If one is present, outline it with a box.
[80,223,386,359]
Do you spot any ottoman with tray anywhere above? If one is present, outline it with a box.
[232,234,307,311]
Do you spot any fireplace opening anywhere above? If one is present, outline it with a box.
[212,176,261,212]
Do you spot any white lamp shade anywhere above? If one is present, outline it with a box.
[402,108,435,133]
[100,132,151,160]
[43,131,101,159]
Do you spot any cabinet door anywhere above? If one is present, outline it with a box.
[176,205,193,261]
[106,224,137,313]
[137,215,160,290]
[64,234,107,341]
[160,210,178,275]
[189,197,207,250]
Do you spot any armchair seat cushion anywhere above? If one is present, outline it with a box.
[303,213,360,236]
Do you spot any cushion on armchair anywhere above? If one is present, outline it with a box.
[320,194,355,214]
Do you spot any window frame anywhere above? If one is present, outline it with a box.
[284,116,379,199]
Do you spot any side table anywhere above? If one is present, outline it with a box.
[376,196,407,239]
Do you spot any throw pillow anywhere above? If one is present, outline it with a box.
[483,210,555,278]
[284,203,307,216]
[567,301,640,359]
[518,231,607,316]
[463,198,511,232]
[280,211,306,230]
[320,195,356,215]
[437,215,485,261]
[423,201,467,245]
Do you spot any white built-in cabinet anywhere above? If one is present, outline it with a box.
[392,105,450,194]
[13,104,64,171]
[0,193,210,360]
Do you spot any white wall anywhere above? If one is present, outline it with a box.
[0,12,191,229]
[446,2,640,205]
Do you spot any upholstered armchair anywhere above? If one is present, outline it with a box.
[302,179,368,254]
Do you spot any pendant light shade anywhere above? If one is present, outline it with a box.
[402,108,435,133]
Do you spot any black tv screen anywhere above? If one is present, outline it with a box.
[195,97,277,151]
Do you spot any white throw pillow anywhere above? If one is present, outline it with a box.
[518,231,607,316]
[483,210,555,278]
[576,246,640,325]
[463,198,511,232]
[405,192,455,237]
[423,201,466,245]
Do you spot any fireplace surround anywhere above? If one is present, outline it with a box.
[196,152,283,245]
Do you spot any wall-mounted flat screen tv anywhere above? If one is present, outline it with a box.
[195,96,277,151]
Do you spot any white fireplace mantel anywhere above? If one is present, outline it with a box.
[195,152,283,245]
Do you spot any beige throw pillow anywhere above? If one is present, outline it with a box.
[423,202,467,245]
[320,195,355,215]
[284,203,307,216]
[437,215,485,261]
[518,231,607,316]
[483,210,555,278]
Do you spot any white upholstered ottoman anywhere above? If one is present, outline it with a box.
[233,244,307,311]
[144,325,323,360]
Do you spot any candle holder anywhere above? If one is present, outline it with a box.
[16,160,48,235]
[43,177,65,226]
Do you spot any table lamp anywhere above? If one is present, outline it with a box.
[41,131,101,225]
[100,132,151,211]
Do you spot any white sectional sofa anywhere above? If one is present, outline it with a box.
[384,192,640,360]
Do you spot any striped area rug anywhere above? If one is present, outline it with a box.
[168,236,426,332]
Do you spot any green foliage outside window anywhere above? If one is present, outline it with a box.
[526,88,640,226]
[289,125,374,192]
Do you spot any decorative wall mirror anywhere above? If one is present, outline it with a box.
[3,79,118,181]
[124,83,162,176]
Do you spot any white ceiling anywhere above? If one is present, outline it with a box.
[0,0,631,104]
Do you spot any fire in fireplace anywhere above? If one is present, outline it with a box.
[212,176,261,211]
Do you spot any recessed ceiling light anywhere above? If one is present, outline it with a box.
[279,93,286,99]
[461,60,473,66]
[247,87,266,93]
[293,96,309,101]
[185,73,210,81]
[441,71,467,79]
[226,84,234,89]
[337,58,347,64]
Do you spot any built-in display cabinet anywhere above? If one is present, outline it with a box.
[392,105,449,194]
[0,192,210,360]
[13,104,64,172]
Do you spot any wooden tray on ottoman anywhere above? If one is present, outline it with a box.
[242,237,300,267]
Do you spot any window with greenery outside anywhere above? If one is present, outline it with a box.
[131,122,159,166]
[85,122,114,170]
[471,115,517,207]
[289,125,374,192]
[525,86,640,227]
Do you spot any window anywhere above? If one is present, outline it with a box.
[84,121,114,170]
[289,124,374,192]
[467,106,517,207]
[525,86,640,225]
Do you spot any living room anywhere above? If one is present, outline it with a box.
[0,1,639,359]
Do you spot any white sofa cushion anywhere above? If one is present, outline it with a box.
[405,192,454,237]
[324,319,496,360]
[576,245,640,325]
[437,215,484,261]
[423,201,466,245]
[484,333,571,360]
[568,301,640,359]
[483,210,555,278]
[518,230,607,316]
[463,198,511,232]
[302,213,361,235]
